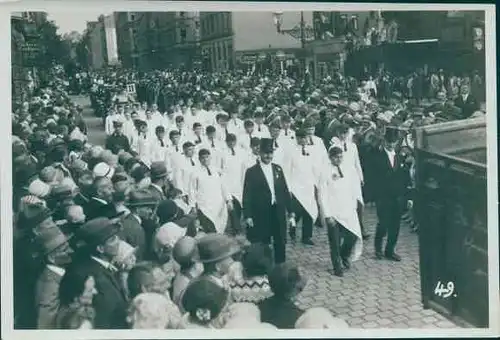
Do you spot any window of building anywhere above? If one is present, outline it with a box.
[179,12,186,18]
[340,14,348,34]
[128,13,136,22]
[350,15,358,31]
[210,15,215,35]
[180,28,187,43]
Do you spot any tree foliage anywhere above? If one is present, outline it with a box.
[35,19,72,67]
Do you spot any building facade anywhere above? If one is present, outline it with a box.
[114,12,141,68]
[86,14,119,69]
[200,11,313,73]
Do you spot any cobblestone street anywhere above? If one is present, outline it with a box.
[74,95,461,329]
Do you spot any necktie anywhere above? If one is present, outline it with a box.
[211,140,215,148]
[258,125,261,132]
[225,127,229,136]
[302,145,308,156]
[159,138,164,147]
[274,140,278,148]
[197,136,202,144]
[344,142,347,152]
[190,158,195,166]
[143,135,147,140]
[309,137,314,145]
[175,145,179,152]
[206,167,212,176]
[337,165,344,178]
[285,130,288,136]
[230,147,235,155]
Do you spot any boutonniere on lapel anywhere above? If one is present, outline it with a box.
[275,167,281,180]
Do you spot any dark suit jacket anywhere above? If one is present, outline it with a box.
[84,198,118,221]
[118,213,146,261]
[258,296,305,329]
[148,184,166,202]
[242,162,293,243]
[35,267,63,329]
[68,257,128,329]
[371,148,410,204]
[105,133,131,155]
[454,94,479,119]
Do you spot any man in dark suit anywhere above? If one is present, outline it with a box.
[242,138,295,264]
[84,177,119,221]
[35,227,74,329]
[69,217,129,329]
[454,84,479,119]
[372,130,411,262]
[120,189,159,261]
[148,162,168,201]
[105,120,131,155]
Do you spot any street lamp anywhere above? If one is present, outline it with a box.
[272,11,314,78]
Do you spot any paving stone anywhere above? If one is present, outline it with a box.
[378,318,393,326]
[422,316,439,324]
[361,321,379,328]
[392,314,409,323]
[363,314,379,322]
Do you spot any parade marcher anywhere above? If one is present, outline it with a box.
[280,115,296,143]
[172,141,199,198]
[318,146,363,277]
[242,138,294,263]
[252,108,270,138]
[373,129,411,261]
[243,137,261,169]
[239,119,255,151]
[190,122,205,146]
[200,125,223,172]
[219,133,246,235]
[330,123,369,240]
[189,148,231,234]
[105,119,131,155]
[286,129,320,245]
[150,125,169,165]
[268,120,288,167]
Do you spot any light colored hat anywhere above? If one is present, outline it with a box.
[349,102,361,112]
[28,178,51,198]
[65,205,85,224]
[90,145,105,159]
[101,150,119,167]
[39,166,58,185]
[295,307,350,329]
[93,162,115,179]
[153,223,187,255]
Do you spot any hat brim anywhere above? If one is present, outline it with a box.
[127,200,159,207]
[197,244,241,263]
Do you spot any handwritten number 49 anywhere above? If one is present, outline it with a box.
[434,281,455,298]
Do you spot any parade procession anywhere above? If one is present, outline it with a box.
[9,8,491,332]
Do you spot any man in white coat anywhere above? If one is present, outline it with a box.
[219,133,247,235]
[330,123,369,240]
[239,120,256,152]
[150,125,170,164]
[286,129,321,245]
[171,141,199,199]
[318,146,363,277]
[104,106,121,136]
[268,121,288,169]
[200,125,224,173]
[253,108,270,138]
[189,148,232,234]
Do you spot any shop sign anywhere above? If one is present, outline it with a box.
[21,41,42,66]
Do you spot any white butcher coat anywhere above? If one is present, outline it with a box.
[317,162,363,261]
[330,137,364,205]
[171,154,199,196]
[219,146,247,204]
[189,165,230,234]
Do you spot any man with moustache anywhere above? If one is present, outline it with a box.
[84,177,118,221]
[242,138,295,264]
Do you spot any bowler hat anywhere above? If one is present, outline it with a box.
[79,217,121,247]
[127,189,158,207]
[259,138,274,154]
[173,236,198,266]
[37,225,71,256]
[196,234,240,263]
[150,162,168,180]
[156,199,181,223]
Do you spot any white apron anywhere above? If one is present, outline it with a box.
[286,145,320,221]
[219,147,246,204]
[189,167,229,234]
[330,137,364,205]
[318,163,363,261]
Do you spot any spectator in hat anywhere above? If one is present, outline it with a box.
[149,162,169,201]
[83,177,117,220]
[127,292,182,329]
[120,189,157,261]
[196,234,240,286]
[170,236,204,307]
[242,138,294,263]
[152,220,187,266]
[258,262,307,329]
[130,162,151,189]
[106,119,131,155]
[34,227,74,328]
[66,217,128,329]
[55,268,97,329]
[62,205,86,237]
[180,276,232,329]
[372,129,411,262]
[49,183,76,222]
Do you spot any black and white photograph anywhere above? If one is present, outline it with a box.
[2,1,498,338]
